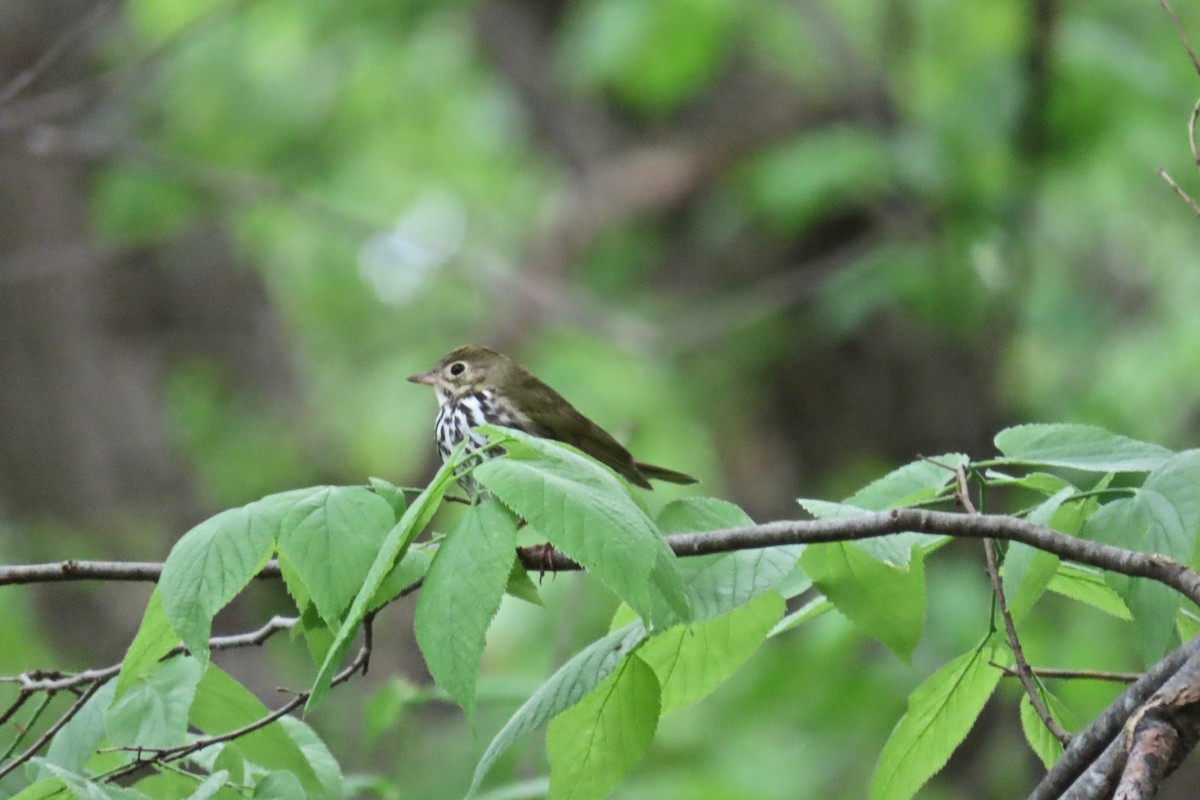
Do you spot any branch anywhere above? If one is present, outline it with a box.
[983,537,1071,744]
[1029,634,1200,800]
[1110,652,1200,798]
[0,615,297,694]
[0,559,281,585]
[99,643,371,784]
[0,1,116,107]
[0,681,103,781]
[10,509,1200,609]
[522,508,1200,608]
[993,664,1140,684]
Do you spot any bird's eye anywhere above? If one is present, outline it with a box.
[448,362,466,377]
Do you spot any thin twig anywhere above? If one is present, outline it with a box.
[99,644,371,783]
[1029,634,1200,800]
[957,465,1071,745]
[991,662,1140,684]
[1160,0,1200,77]
[0,692,32,728]
[0,1,116,107]
[0,681,103,780]
[0,615,297,694]
[1157,167,1200,216]
[983,539,1072,744]
[1190,98,1200,167]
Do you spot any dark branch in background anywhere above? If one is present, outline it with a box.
[1156,0,1200,215]
[0,1,116,107]
[0,0,259,132]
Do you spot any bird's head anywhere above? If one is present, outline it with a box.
[407,345,510,404]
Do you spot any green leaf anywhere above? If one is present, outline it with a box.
[1143,450,1200,546]
[105,656,202,748]
[546,655,660,800]
[278,716,345,800]
[799,499,925,568]
[113,589,179,703]
[469,624,648,795]
[657,498,801,620]
[993,424,1171,472]
[982,470,1075,494]
[869,642,1006,800]
[1046,564,1130,620]
[296,601,334,666]
[844,454,967,508]
[1019,690,1075,770]
[364,679,415,747]
[10,780,71,800]
[159,488,325,662]
[473,427,689,627]
[1083,487,1192,662]
[26,762,148,800]
[505,556,543,607]
[368,477,408,519]
[40,682,117,776]
[639,591,784,714]
[308,454,461,712]
[1002,487,1075,622]
[369,546,433,611]
[276,486,396,626]
[801,543,925,661]
[184,771,231,800]
[655,497,752,533]
[130,769,231,800]
[252,771,306,799]
[415,501,519,722]
[799,456,964,569]
[190,665,321,795]
[770,595,834,637]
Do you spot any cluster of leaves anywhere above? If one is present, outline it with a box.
[9,423,1200,799]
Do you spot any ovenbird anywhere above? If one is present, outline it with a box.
[407,345,697,489]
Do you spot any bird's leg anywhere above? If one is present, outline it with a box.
[537,542,557,584]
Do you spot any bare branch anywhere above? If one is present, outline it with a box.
[1030,635,1200,800]
[99,644,371,784]
[1157,167,1200,216]
[0,681,103,781]
[9,509,1200,610]
[984,537,1071,745]
[1109,651,1200,799]
[0,559,281,586]
[0,2,116,107]
[992,664,1140,684]
[0,615,298,694]
[1159,0,1200,77]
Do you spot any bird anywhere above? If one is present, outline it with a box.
[407,345,697,489]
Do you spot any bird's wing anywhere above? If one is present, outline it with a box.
[517,377,651,488]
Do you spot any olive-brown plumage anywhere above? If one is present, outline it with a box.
[407,345,696,489]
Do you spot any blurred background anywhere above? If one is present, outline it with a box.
[3,0,1200,797]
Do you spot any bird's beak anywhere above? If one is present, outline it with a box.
[407,371,438,386]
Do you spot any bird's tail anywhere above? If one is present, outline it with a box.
[636,462,698,485]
